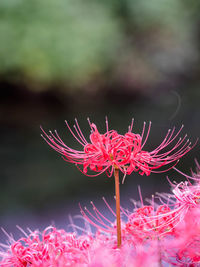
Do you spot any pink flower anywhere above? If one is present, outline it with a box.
[1,163,200,266]
[125,204,175,241]
[147,164,200,236]
[160,179,200,228]
[80,199,176,243]
[173,181,200,208]
[0,226,161,266]
[41,119,195,179]
[164,207,200,265]
[0,226,92,266]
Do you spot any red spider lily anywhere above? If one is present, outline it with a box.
[1,164,200,266]
[79,163,200,244]
[164,207,200,266]
[125,204,176,241]
[79,199,176,243]
[41,119,196,248]
[150,167,200,235]
[0,226,92,266]
[0,226,161,266]
[41,119,195,179]
[163,180,200,224]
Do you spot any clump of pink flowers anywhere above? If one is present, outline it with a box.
[1,164,200,266]
[0,119,199,266]
[41,119,196,247]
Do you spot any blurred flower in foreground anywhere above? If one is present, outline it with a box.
[41,119,196,247]
[41,119,195,178]
[1,161,200,266]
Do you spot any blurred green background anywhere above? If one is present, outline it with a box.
[0,0,199,238]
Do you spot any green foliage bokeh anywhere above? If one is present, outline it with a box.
[0,0,121,85]
[0,0,199,89]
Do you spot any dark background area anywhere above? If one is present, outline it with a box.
[0,0,199,241]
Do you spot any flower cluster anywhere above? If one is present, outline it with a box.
[41,119,195,178]
[0,227,92,266]
[125,204,175,241]
[1,163,200,266]
[0,119,197,266]
[0,227,161,266]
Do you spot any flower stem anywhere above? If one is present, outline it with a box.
[114,167,121,248]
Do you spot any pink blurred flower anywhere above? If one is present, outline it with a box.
[1,162,200,266]
[41,119,194,179]
[147,164,200,236]
[125,204,176,241]
[163,207,200,266]
[0,226,92,266]
[162,179,200,228]
[0,227,161,267]
[79,162,200,244]
[80,199,176,243]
